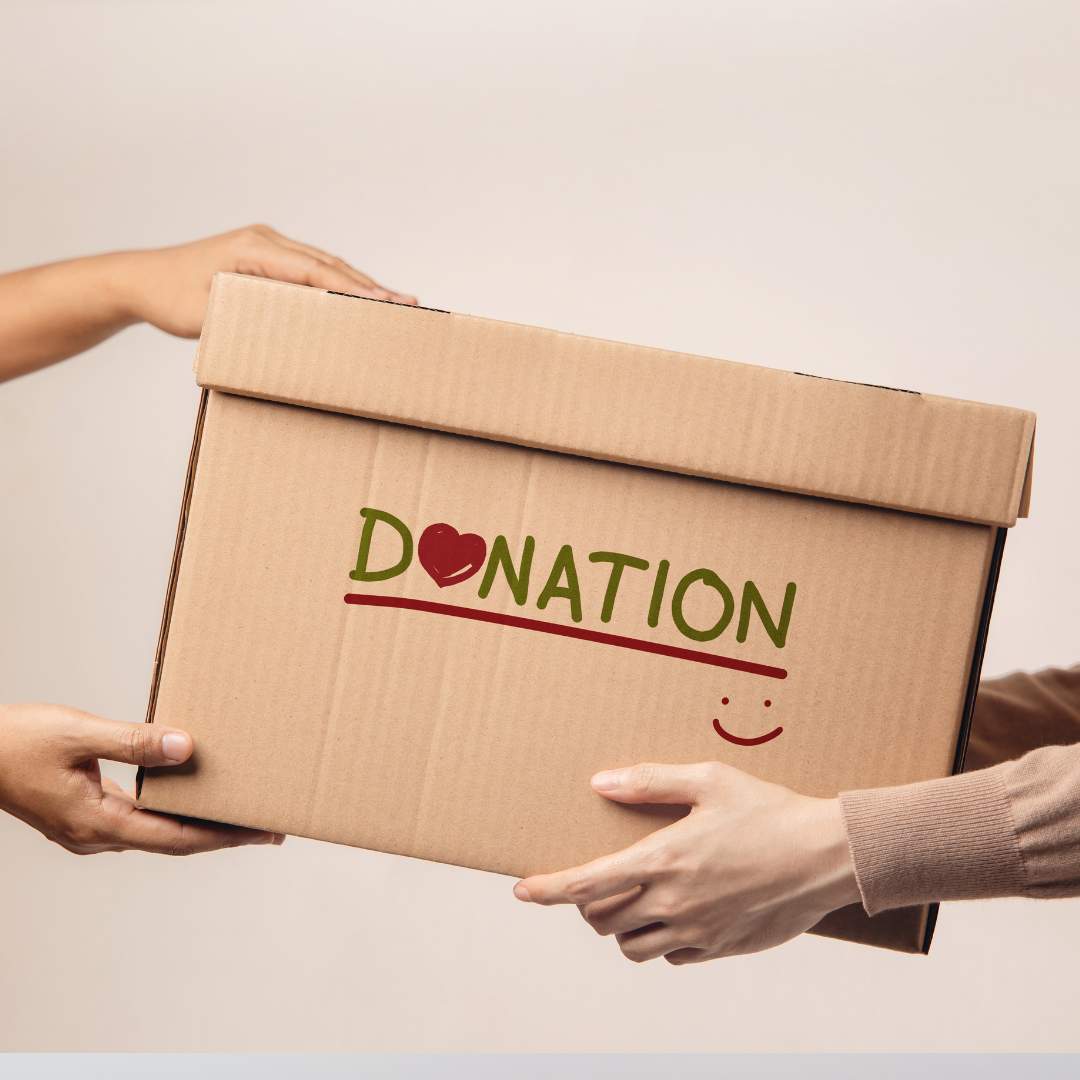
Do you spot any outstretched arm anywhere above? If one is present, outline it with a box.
[515,669,1080,964]
[0,223,416,854]
[0,703,283,855]
[0,223,417,383]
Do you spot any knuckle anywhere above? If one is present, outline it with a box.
[701,761,726,784]
[563,876,595,905]
[642,843,679,878]
[238,225,271,248]
[628,763,661,793]
[581,909,611,936]
[682,918,708,942]
[649,896,681,923]
[122,724,150,766]
[664,949,696,966]
[161,834,196,857]
[165,826,196,857]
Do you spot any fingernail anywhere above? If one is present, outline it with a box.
[161,732,189,764]
[592,770,620,791]
[272,833,286,846]
[513,884,532,902]
[251,832,275,845]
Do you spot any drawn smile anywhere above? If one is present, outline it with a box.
[712,718,784,746]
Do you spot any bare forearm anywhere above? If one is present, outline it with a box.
[0,224,417,385]
[0,253,141,382]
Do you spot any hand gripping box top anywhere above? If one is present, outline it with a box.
[138,273,1035,954]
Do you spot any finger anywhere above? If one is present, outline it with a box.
[590,761,719,807]
[663,947,709,966]
[99,793,283,855]
[514,836,659,907]
[60,714,193,769]
[272,239,382,290]
[247,248,401,302]
[581,889,667,938]
[250,231,419,304]
[240,229,394,298]
[615,923,688,964]
[272,240,417,303]
[266,233,380,288]
[100,776,137,803]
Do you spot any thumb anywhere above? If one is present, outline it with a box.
[590,762,711,807]
[63,715,193,768]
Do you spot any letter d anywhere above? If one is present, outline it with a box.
[350,508,414,581]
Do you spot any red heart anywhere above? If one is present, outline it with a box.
[418,523,487,588]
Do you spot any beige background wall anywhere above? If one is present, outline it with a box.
[1,0,1077,1052]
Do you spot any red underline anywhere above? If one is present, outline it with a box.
[344,594,787,680]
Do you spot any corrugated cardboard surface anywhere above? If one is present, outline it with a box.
[142,280,1034,954]
[143,391,997,896]
[194,274,1035,527]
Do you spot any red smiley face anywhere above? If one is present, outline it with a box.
[713,698,783,745]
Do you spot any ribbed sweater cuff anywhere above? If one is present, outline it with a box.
[840,766,1026,916]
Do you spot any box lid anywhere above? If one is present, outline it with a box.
[195,274,1035,527]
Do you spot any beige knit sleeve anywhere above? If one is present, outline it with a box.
[964,664,1080,771]
[840,666,1080,916]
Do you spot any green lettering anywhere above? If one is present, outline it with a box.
[350,508,413,581]
[589,551,649,623]
[736,581,797,648]
[670,568,734,642]
[478,535,535,606]
[647,560,670,628]
[536,545,583,623]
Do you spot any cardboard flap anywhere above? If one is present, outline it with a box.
[195,274,1036,527]
[1018,429,1035,518]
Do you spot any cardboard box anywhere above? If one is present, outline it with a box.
[139,274,1035,954]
